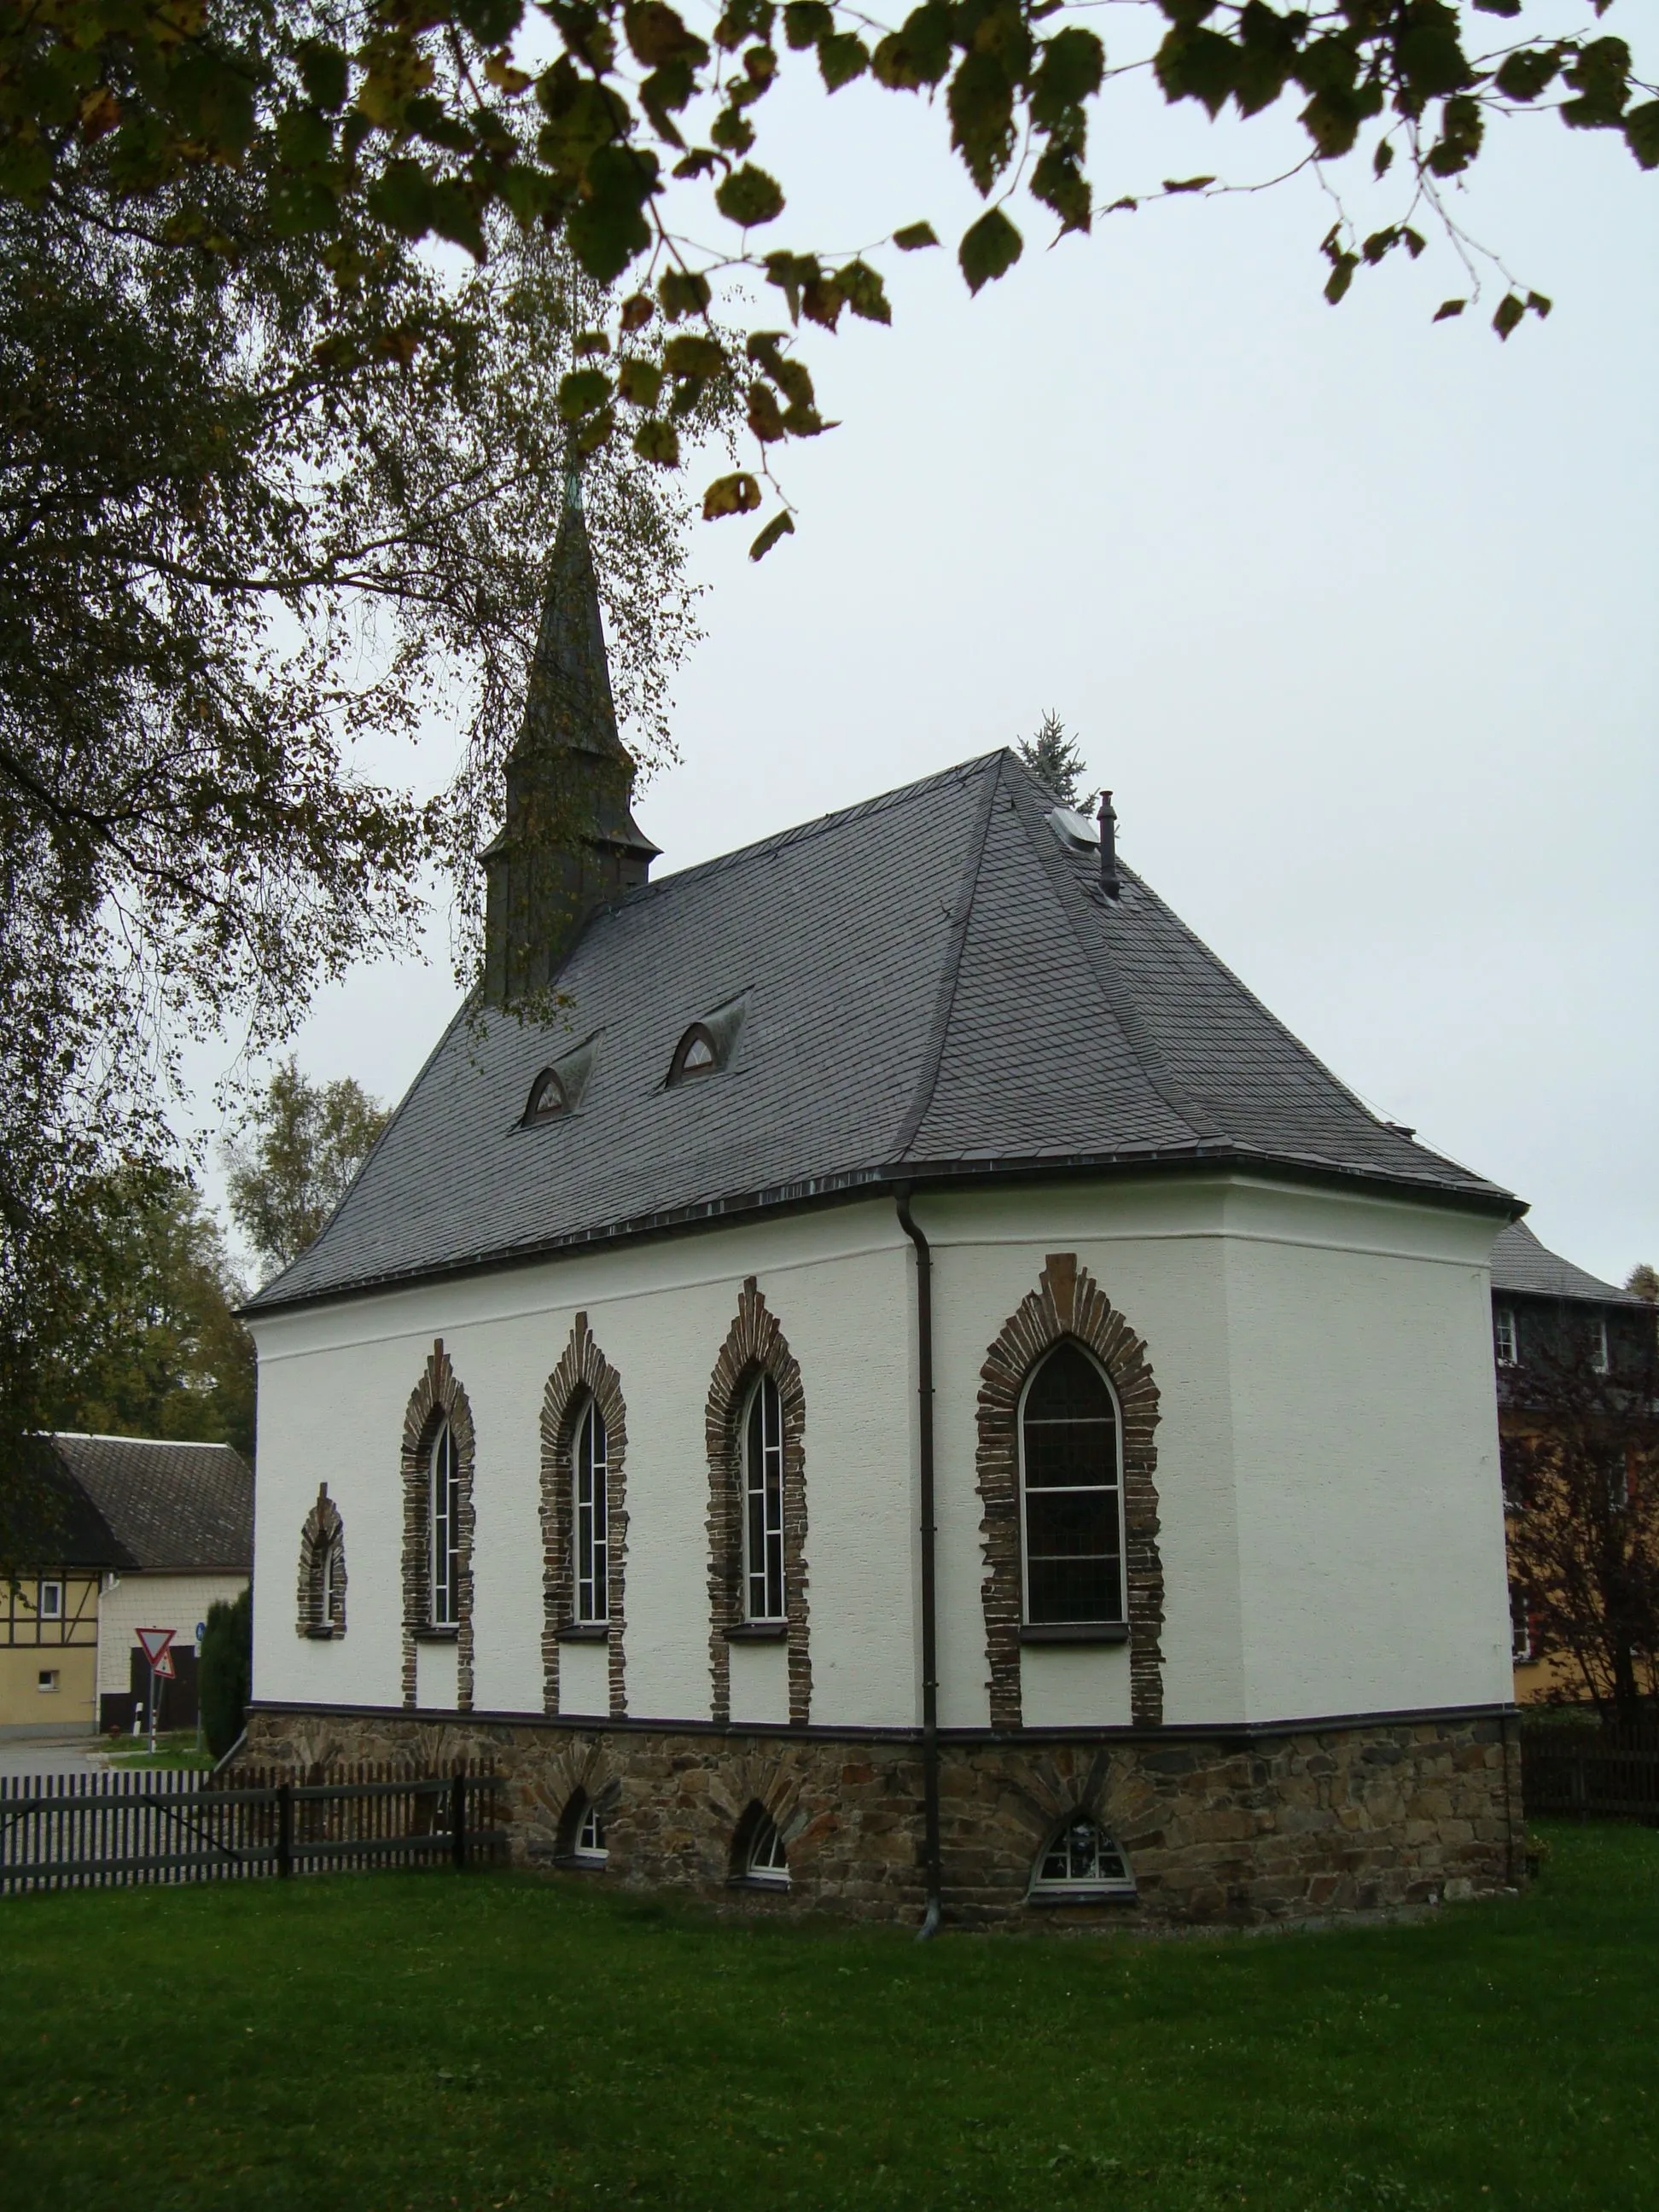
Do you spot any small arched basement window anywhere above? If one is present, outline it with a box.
[1019,1342,1124,1627]
[742,1808,789,1888]
[524,1067,568,1123]
[668,1023,719,1083]
[1032,1817,1134,1900]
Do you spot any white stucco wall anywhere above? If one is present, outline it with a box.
[249,1172,1513,1740]
[97,1572,249,1696]
[250,1202,917,1730]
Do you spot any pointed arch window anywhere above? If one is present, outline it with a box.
[524,1068,568,1124]
[1020,1342,1124,1626]
[573,1395,609,1627]
[742,1808,789,1888]
[430,1418,461,1629]
[743,1373,785,1622]
[669,1024,719,1083]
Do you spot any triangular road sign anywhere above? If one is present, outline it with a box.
[136,1627,175,1668]
[151,1647,175,1678]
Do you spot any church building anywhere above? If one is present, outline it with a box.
[242,483,1525,1926]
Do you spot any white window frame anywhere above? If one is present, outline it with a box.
[573,1802,608,1864]
[319,1539,336,1625]
[37,1668,59,1694]
[1017,1345,1126,1627]
[745,1813,789,1888]
[38,1580,63,1622]
[742,1373,785,1623]
[1592,1316,1610,1375]
[573,1397,609,1626]
[1493,1307,1518,1367]
[429,1419,461,1630]
[1029,1817,1136,1901]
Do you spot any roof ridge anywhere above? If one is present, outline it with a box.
[1004,758,1217,1144]
[891,754,1004,1161]
[49,1431,242,1450]
[631,748,1010,903]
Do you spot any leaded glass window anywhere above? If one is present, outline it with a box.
[430,1419,461,1628]
[573,1397,609,1625]
[743,1373,785,1622]
[1020,1343,1123,1625]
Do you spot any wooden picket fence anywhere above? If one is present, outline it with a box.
[0,1761,509,1895]
[1522,1721,1659,1825]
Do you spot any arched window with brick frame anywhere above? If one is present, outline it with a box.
[399,1339,477,1711]
[978,1254,1163,1731]
[705,1278,809,1726]
[295,1484,347,1638]
[539,1314,629,1720]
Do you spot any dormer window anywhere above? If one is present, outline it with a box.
[524,1068,568,1124]
[669,1024,719,1083]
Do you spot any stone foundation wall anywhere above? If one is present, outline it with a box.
[243,1703,1523,1929]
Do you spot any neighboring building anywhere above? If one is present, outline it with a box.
[242,482,1526,1929]
[0,1435,253,1738]
[1487,1223,1656,1702]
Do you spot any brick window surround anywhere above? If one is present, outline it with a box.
[539,1312,630,1720]
[400,1338,477,1711]
[977,1253,1164,1730]
[705,1277,811,1726]
[295,1482,347,1638]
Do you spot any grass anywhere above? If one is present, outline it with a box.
[97,1731,214,1772]
[2,1822,1656,2212]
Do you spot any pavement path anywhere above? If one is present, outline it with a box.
[0,1734,102,1778]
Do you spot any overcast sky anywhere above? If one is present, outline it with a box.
[195,50,1657,1289]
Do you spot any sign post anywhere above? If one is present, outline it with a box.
[135,1627,176,1755]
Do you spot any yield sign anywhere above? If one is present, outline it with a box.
[136,1627,175,1668]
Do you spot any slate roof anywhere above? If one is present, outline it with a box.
[44,1435,253,1573]
[247,749,1516,1314]
[1487,1223,1647,1309]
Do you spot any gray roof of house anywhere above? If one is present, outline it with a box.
[45,1435,253,1573]
[247,748,1516,1315]
[1487,1222,1647,1309]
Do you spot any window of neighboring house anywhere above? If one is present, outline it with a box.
[1592,1316,1610,1375]
[742,1374,785,1623]
[1020,1342,1124,1626]
[1510,1589,1533,1665]
[1493,1307,1518,1366]
[744,1812,789,1888]
[430,1419,461,1629]
[38,1668,59,1693]
[573,1397,609,1626]
[38,1580,63,1621]
[1031,1817,1135,1899]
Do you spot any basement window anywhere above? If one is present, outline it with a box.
[744,1813,789,1889]
[574,1803,608,1864]
[38,1669,59,1693]
[1030,1818,1135,1901]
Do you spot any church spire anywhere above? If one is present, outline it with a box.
[483,464,660,1009]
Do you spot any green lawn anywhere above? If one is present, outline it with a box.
[2,1823,1655,2212]
[98,1730,214,1772]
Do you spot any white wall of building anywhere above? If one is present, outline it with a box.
[249,1173,1513,1738]
[97,1572,249,1696]
[249,1202,917,1730]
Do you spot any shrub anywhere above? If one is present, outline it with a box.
[199,1586,252,1760]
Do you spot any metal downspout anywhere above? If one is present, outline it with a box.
[895,1187,943,1938]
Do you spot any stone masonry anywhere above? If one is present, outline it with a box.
[243,1703,1523,1929]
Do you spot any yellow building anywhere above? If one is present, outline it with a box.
[1,1435,251,1739]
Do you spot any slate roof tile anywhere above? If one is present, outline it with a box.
[247,749,1514,1313]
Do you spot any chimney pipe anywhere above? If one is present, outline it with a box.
[1097,789,1121,899]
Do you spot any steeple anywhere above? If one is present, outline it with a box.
[483,467,660,1007]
